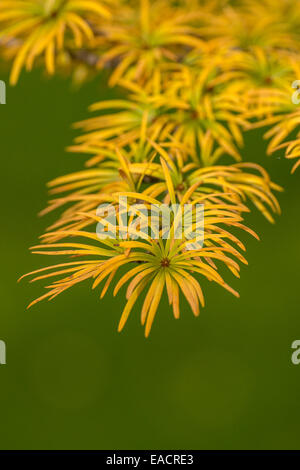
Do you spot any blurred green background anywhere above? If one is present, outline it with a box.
[0,67,300,450]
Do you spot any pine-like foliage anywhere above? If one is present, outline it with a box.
[1,0,298,335]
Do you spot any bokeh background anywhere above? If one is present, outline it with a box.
[0,67,300,450]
